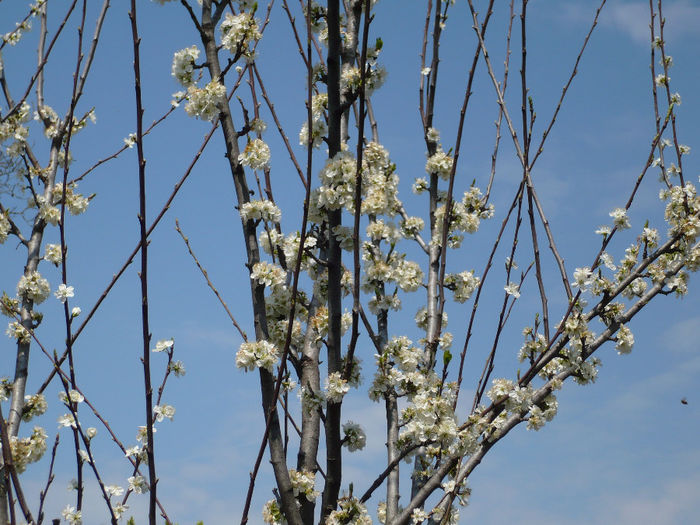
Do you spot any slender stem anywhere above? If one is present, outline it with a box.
[128,3,157,522]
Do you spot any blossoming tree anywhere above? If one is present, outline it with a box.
[0,0,698,524]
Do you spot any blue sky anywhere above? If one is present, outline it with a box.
[1,0,700,523]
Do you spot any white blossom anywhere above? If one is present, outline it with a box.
[236,340,279,372]
[128,475,149,494]
[342,421,366,451]
[185,80,226,121]
[609,207,630,230]
[425,149,454,180]
[240,199,281,223]
[153,404,176,422]
[17,271,50,304]
[153,339,174,352]
[504,282,520,299]
[62,505,82,525]
[615,324,634,354]
[54,283,74,303]
[171,45,200,87]
[238,138,271,170]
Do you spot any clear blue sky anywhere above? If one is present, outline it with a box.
[1,1,700,523]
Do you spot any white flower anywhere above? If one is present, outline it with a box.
[71,307,81,318]
[426,127,440,143]
[411,508,429,524]
[136,425,155,443]
[325,372,349,403]
[58,413,76,429]
[78,449,91,464]
[413,177,429,194]
[446,270,480,303]
[169,360,186,376]
[250,118,267,134]
[22,393,47,421]
[62,504,82,525]
[113,503,129,519]
[124,133,137,148]
[504,282,520,299]
[609,208,630,230]
[250,261,285,287]
[220,11,261,55]
[124,445,141,458]
[171,45,200,87]
[44,243,63,265]
[128,475,149,494]
[289,469,319,502]
[655,73,669,86]
[54,283,74,303]
[572,267,593,291]
[0,213,10,243]
[421,67,431,76]
[425,149,454,180]
[185,80,226,121]
[153,339,174,352]
[6,321,31,343]
[239,199,281,223]
[400,216,424,237]
[236,340,279,372]
[17,271,50,304]
[615,324,634,355]
[238,138,271,170]
[342,421,366,451]
[262,499,284,525]
[153,404,175,422]
[58,389,84,404]
[105,484,124,497]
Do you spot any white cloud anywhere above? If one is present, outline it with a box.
[663,315,700,353]
[597,472,700,525]
[560,1,700,46]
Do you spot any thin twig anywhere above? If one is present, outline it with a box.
[176,220,249,341]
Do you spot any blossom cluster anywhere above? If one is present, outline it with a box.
[7,426,47,473]
[250,261,286,288]
[325,371,349,403]
[299,93,328,149]
[17,271,50,304]
[22,393,47,421]
[220,11,261,59]
[431,186,494,248]
[325,496,372,525]
[0,213,11,243]
[171,45,200,87]
[289,468,319,502]
[30,182,90,224]
[369,334,464,454]
[238,138,271,171]
[425,149,453,180]
[262,499,285,525]
[185,80,226,121]
[486,378,558,434]
[342,421,366,451]
[236,340,279,372]
[444,270,480,303]
[0,101,31,156]
[240,199,281,223]
[340,63,387,96]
